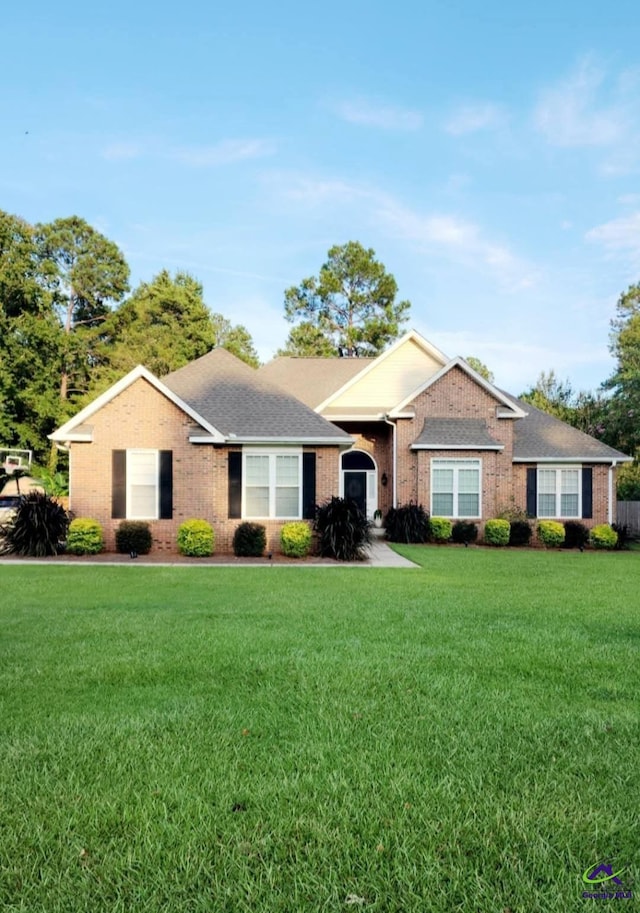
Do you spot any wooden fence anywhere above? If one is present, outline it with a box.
[616,502,640,536]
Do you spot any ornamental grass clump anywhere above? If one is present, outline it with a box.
[177,519,215,557]
[384,503,430,543]
[66,518,104,555]
[116,521,152,555]
[0,491,69,556]
[233,522,266,557]
[484,518,510,547]
[314,497,370,561]
[589,523,618,550]
[537,520,565,548]
[429,516,452,543]
[280,521,312,558]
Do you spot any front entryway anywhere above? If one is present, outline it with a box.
[341,450,377,518]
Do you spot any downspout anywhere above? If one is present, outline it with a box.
[608,460,618,525]
[383,415,397,508]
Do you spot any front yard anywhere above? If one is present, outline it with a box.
[0,548,638,911]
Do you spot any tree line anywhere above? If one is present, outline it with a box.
[1,208,639,495]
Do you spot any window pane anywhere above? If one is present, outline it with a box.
[458,469,479,494]
[561,470,579,494]
[275,487,299,517]
[538,470,556,495]
[130,485,156,517]
[432,493,453,516]
[561,493,579,516]
[538,493,556,517]
[245,455,269,485]
[458,493,479,516]
[245,487,269,517]
[433,469,453,492]
[276,455,299,485]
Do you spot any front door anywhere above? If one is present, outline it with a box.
[344,471,367,516]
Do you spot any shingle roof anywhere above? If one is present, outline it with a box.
[511,396,630,461]
[163,348,351,441]
[258,356,375,408]
[411,418,503,450]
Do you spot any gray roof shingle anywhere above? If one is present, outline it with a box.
[412,418,503,449]
[163,348,351,441]
[512,397,630,461]
[258,356,375,408]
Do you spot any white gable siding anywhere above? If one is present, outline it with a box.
[328,338,442,411]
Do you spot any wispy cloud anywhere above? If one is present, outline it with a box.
[333,99,423,131]
[444,103,506,136]
[586,212,640,265]
[533,59,628,148]
[102,141,145,161]
[171,138,276,167]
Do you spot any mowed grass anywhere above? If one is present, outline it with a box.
[0,549,638,912]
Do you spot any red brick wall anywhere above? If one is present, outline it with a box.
[69,378,340,554]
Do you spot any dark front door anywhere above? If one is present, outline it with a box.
[344,471,367,515]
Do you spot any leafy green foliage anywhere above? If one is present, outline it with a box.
[483,518,510,546]
[384,502,430,543]
[562,520,589,550]
[177,519,215,557]
[589,523,618,550]
[429,516,453,542]
[314,496,371,561]
[465,356,494,383]
[31,466,69,497]
[67,518,104,555]
[232,522,266,557]
[616,461,640,500]
[451,520,478,544]
[537,520,565,548]
[115,521,152,555]
[280,521,312,558]
[283,241,410,356]
[508,519,532,547]
[0,491,69,556]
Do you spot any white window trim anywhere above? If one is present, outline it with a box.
[242,448,302,520]
[126,449,159,520]
[537,465,582,519]
[430,458,482,519]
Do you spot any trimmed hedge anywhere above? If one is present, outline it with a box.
[484,518,510,547]
[590,523,618,550]
[67,518,104,555]
[429,517,452,543]
[280,521,312,558]
[177,519,215,557]
[537,520,565,548]
[116,521,152,555]
[563,520,589,550]
[509,520,532,547]
[451,520,478,545]
[233,522,266,557]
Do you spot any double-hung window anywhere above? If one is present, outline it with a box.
[127,450,159,519]
[431,459,481,518]
[537,466,580,518]
[243,450,302,519]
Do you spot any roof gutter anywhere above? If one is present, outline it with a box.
[383,414,397,508]
[608,460,618,525]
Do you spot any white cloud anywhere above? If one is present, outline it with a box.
[586,212,640,264]
[533,59,627,148]
[171,139,276,167]
[444,103,506,136]
[333,99,423,131]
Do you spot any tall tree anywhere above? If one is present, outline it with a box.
[465,356,494,383]
[283,241,410,356]
[602,282,640,457]
[520,370,577,423]
[210,313,260,368]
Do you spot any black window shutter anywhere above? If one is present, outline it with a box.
[159,451,173,519]
[582,467,593,519]
[302,452,316,519]
[112,450,126,519]
[228,451,242,519]
[526,468,537,517]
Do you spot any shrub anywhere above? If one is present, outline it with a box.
[590,523,618,550]
[537,520,565,548]
[314,497,371,561]
[116,521,152,555]
[429,516,452,543]
[451,520,478,545]
[280,521,312,558]
[563,520,589,550]
[484,518,510,547]
[509,520,532,547]
[0,491,69,556]
[612,523,631,550]
[384,503,430,543]
[177,519,214,557]
[233,522,266,557]
[67,518,104,555]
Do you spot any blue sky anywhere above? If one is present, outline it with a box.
[3,0,640,393]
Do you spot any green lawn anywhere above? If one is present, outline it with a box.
[1,548,638,912]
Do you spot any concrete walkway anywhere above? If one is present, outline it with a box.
[365,539,419,567]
